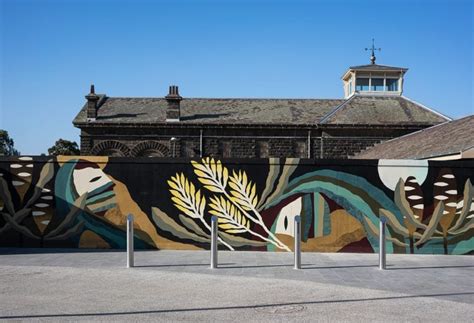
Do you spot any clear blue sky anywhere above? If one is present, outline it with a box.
[1,0,472,155]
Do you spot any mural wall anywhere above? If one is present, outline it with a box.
[0,156,472,254]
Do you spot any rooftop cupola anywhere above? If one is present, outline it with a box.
[342,40,408,98]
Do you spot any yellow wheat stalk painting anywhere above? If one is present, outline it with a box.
[167,172,234,250]
[191,157,290,251]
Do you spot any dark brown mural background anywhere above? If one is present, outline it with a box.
[0,156,472,254]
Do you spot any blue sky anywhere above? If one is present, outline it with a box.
[1,0,472,155]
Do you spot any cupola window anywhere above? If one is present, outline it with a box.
[356,78,369,91]
[371,78,384,91]
[386,78,399,91]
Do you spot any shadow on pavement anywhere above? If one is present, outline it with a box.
[136,263,235,268]
[1,291,472,319]
[387,265,474,270]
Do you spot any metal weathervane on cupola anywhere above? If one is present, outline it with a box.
[341,39,408,98]
[366,38,381,65]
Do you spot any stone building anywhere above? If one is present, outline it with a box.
[73,58,449,158]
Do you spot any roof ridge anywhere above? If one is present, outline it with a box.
[400,95,451,121]
[319,95,355,124]
[106,97,344,101]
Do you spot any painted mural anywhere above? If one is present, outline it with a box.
[0,156,472,254]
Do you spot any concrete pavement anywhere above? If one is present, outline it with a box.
[0,249,473,321]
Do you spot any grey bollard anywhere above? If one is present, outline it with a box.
[210,216,218,269]
[379,216,386,270]
[127,214,134,268]
[294,216,301,270]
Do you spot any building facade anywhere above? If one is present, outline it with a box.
[73,60,450,158]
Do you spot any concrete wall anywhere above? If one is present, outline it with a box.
[0,156,472,254]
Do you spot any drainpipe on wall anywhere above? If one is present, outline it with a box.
[320,136,324,159]
[307,130,311,158]
[199,129,203,157]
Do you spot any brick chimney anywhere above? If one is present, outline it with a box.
[165,85,182,122]
[85,84,99,121]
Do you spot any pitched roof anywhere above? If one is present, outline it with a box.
[73,95,449,127]
[320,95,449,125]
[348,64,408,72]
[73,98,344,125]
[354,115,474,159]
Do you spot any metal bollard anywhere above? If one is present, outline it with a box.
[379,216,386,270]
[127,214,134,268]
[294,216,301,270]
[210,216,218,269]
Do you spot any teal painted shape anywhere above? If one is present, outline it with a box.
[301,194,313,241]
[322,196,331,236]
[54,159,153,249]
[312,192,331,237]
[264,170,399,253]
[449,238,474,255]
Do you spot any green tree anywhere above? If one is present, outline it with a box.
[0,130,20,156]
[47,139,80,156]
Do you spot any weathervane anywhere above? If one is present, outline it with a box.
[365,38,381,65]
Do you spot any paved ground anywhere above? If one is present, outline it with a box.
[0,249,473,322]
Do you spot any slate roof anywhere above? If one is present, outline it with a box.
[74,98,345,125]
[354,115,474,159]
[320,95,448,125]
[73,95,449,126]
[348,64,408,72]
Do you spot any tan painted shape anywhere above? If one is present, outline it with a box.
[57,156,108,169]
[276,209,366,252]
[104,176,201,250]
[79,230,111,248]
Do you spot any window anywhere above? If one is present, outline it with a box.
[257,141,269,158]
[294,142,307,158]
[221,141,231,158]
[371,78,384,91]
[356,78,369,91]
[386,79,399,91]
[348,81,352,94]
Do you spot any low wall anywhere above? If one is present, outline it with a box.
[0,156,472,254]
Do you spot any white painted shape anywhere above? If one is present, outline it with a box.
[412,204,424,209]
[32,211,46,217]
[73,167,113,197]
[377,160,428,191]
[445,202,458,207]
[26,164,34,168]
[434,182,449,187]
[274,197,303,237]
[34,203,49,208]
[404,186,415,191]
[18,157,33,161]
[10,164,22,169]
[445,190,457,195]
[434,195,449,201]
[41,196,53,200]
[442,174,455,179]
[42,188,51,193]
[17,172,31,178]
[12,181,25,186]
[407,195,423,200]
[41,220,50,225]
